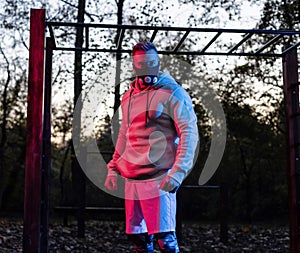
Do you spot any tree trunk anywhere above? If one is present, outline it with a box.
[239,145,252,223]
[72,0,86,238]
[0,46,11,209]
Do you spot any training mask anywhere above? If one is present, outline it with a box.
[134,65,159,85]
[133,52,160,85]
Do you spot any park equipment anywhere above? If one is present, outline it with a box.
[24,9,300,253]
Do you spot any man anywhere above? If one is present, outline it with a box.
[104,42,199,253]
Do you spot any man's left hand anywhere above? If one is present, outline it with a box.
[159,175,180,193]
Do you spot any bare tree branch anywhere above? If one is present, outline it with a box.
[17,29,29,50]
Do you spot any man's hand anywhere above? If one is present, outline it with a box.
[104,175,118,191]
[159,175,180,193]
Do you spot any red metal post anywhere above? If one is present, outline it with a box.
[23,9,45,253]
[283,47,300,253]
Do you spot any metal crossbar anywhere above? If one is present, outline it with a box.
[227,33,253,53]
[46,22,300,57]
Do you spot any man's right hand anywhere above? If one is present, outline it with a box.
[104,175,118,191]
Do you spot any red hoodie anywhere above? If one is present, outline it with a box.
[107,72,199,184]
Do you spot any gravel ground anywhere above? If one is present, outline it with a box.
[0,218,290,252]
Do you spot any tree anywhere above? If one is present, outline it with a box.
[258,0,299,31]
[212,101,287,222]
[0,44,27,209]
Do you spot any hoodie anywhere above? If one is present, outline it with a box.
[107,72,199,184]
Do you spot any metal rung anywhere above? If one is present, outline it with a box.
[201,32,222,53]
[150,30,158,42]
[173,31,190,52]
[117,29,125,50]
[254,34,283,54]
[282,41,300,55]
[228,33,253,53]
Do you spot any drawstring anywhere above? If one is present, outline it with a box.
[127,84,158,128]
[146,89,158,127]
[145,90,149,128]
[127,89,134,128]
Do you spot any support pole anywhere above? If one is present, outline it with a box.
[23,9,45,253]
[112,0,124,135]
[72,0,86,238]
[219,184,228,243]
[282,47,300,253]
[40,37,54,253]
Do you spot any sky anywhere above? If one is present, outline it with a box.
[45,0,267,98]
[2,0,278,139]
[37,0,278,138]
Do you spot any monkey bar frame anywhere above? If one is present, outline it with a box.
[24,8,300,253]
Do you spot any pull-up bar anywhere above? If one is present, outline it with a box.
[46,21,300,57]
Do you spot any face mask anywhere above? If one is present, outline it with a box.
[134,65,159,85]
